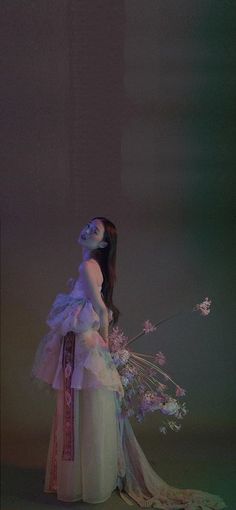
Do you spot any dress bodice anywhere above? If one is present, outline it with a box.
[69,276,102,299]
[69,260,103,299]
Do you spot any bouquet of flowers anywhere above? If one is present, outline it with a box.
[109,297,212,434]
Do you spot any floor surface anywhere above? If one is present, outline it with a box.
[1,429,235,509]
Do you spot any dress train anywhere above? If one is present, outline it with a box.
[116,400,226,509]
[43,361,227,509]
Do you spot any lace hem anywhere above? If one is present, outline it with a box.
[117,407,227,510]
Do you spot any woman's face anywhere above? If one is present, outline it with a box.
[78,219,106,250]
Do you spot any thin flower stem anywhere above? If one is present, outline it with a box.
[130,359,163,391]
[130,358,162,384]
[132,353,167,375]
[143,380,155,392]
[131,351,155,358]
[131,353,178,388]
[129,362,160,384]
[129,358,147,375]
[126,311,186,346]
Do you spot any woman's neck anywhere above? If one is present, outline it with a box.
[82,247,94,261]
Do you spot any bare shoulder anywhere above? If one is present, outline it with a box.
[79,259,98,272]
[79,259,103,285]
[79,259,95,274]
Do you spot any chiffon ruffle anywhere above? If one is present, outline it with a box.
[46,292,101,335]
[31,290,124,399]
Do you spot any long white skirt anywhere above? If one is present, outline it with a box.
[42,331,227,509]
[43,382,227,509]
[44,385,120,503]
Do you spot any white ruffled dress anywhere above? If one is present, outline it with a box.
[31,275,227,509]
[31,276,124,398]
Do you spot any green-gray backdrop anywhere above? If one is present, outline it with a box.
[1,1,235,507]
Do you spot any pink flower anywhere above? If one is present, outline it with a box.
[160,399,179,416]
[159,425,167,434]
[175,386,186,397]
[193,297,212,316]
[108,314,190,433]
[155,351,166,365]
[148,367,156,377]
[167,420,182,432]
[157,382,167,391]
[143,320,157,334]
[175,402,188,419]
[109,326,129,352]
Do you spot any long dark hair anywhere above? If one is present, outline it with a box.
[90,216,121,326]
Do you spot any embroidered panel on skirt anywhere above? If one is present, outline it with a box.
[62,331,75,461]
[48,412,58,491]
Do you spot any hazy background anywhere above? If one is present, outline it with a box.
[1,1,235,507]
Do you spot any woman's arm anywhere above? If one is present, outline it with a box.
[98,309,109,344]
[80,260,109,343]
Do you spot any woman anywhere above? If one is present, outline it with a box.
[31,216,227,508]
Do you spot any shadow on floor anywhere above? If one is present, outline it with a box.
[1,431,235,509]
